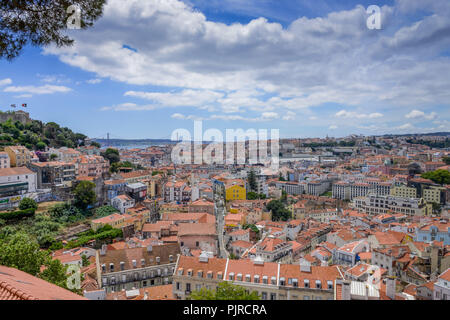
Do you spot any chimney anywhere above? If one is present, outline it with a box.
[386,277,396,300]
[100,244,107,256]
[342,280,351,300]
[299,258,311,273]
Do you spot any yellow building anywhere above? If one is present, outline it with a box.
[5,145,31,167]
[91,213,126,232]
[423,187,443,204]
[390,185,417,198]
[225,181,246,201]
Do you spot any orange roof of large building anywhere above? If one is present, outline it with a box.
[0,266,87,300]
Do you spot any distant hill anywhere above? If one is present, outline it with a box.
[93,139,178,148]
[0,111,87,150]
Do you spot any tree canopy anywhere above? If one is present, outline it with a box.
[190,282,260,300]
[73,180,97,210]
[19,197,38,211]
[266,199,291,221]
[1,0,106,60]
[421,169,450,185]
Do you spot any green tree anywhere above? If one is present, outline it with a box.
[40,258,69,289]
[19,197,38,211]
[90,141,101,148]
[0,0,107,60]
[102,148,120,164]
[0,232,47,275]
[73,181,97,210]
[421,170,450,185]
[190,282,260,300]
[81,254,90,267]
[443,157,450,165]
[266,199,291,221]
[36,141,47,151]
[50,153,58,161]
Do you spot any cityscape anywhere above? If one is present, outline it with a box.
[0,0,449,310]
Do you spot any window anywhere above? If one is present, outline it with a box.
[304,279,309,288]
[270,293,276,300]
[261,292,267,300]
[316,280,321,289]
[186,283,191,292]
[110,263,114,272]
[196,241,199,247]
[303,296,310,300]
[280,277,286,286]
[229,272,235,281]
[327,281,333,290]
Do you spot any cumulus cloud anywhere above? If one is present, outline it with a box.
[396,123,414,130]
[3,85,72,95]
[86,78,103,84]
[335,110,383,119]
[405,110,437,120]
[0,78,12,86]
[40,0,450,129]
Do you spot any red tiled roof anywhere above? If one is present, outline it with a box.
[0,266,86,300]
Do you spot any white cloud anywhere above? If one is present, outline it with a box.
[101,103,155,111]
[282,111,296,121]
[396,123,414,130]
[405,109,437,120]
[86,78,103,84]
[125,89,223,108]
[41,0,450,127]
[335,110,383,119]
[171,113,185,119]
[3,85,72,95]
[329,125,338,130]
[0,78,12,86]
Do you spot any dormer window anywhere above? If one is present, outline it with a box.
[217,272,223,280]
[187,269,193,276]
[237,273,243,281]
[101,264,106,273]
[304,279,309,288]
[262,276,268,284]
[109,263,114,272]
[292,279,298,287]
[198,270,203,278]
[280,277,286,286]
[229,272,235,281]
[316,280,321,289]
[156,256,160,264]
[120,262,125,271]
[178,268,184,276]
[169,255,174,263]
[141,259,145,267]
[327,281,333,290]
[245,274,251,282]
[254,275,260,283]
[207,271,213,279]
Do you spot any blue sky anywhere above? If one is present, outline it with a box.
[0,0,449,139]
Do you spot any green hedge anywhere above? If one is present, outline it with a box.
[0,208,35,220]
[66,228,123,249]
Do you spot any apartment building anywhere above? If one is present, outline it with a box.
[0,152,10,168]
[0,167,37,209]
[249,237,293,263]
[415,221,450,245]
[111,194,135,214]
[5,145,31,167]
[353,193,431,216]
[29,161,76,188]
[307,181,330,196]
[275,181,305,195]
[173,254,342,300]
[48,147,81,162]
[73,155,109,178]
[390,185,417,198]
[434,268,450,300]
[96,243,180,293]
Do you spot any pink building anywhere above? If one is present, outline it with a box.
[73,155,109,178]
